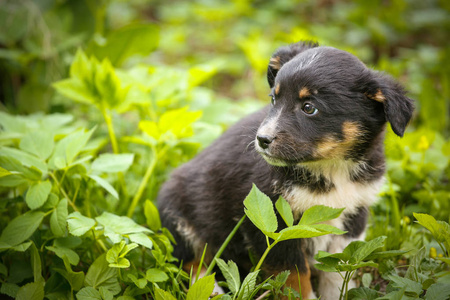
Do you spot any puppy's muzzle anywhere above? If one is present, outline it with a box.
[257,135,275,149]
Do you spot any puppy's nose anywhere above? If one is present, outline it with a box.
[257,135,274,149]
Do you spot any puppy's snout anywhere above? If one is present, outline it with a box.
[257,135,274,149]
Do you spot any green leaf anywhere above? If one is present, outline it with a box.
[216,258,241,294]
[414,213,450,247]
[99,286,114,300]
[0,154,42,181]
[16,282,44,300]
[53,78,96,105]
[76,286,102,300]
[146,268,169,283]
[347,287,379,300]
[155,286,177,300]
[274,224,333,242]
[237,270,259,300]
[88,23,159,66]
[0,282,20,298]
[0,210,45,248]
[46,245,80,265]
[425,282,450,300]
[187,274,215,300]
[128,232,153,249]
[127,274,147,289]
[50,198,68,237]
[0,147,48,174]
[49,128,95,170]
[89,174,119,199]
[349,236,386,264]
[275,196,294,227]
[387,274,422,296]
[19,131,54,160]
[10,241,32,252]
[30,243,44,283]
[91,153,134,173]
[57,257,85,291]
[67,212,96,236]
[298,205,345,225]
[243,184,277,234]
[85,254,120,295]
[144,199,162,231]
[106,241,138,268]
[0,166,11,177]
[96,212,152,236]
[26,180,52,210]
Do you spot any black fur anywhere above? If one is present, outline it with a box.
[157,41,414,293]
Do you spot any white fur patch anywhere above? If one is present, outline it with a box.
[285,160,384,216]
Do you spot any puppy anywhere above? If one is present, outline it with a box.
[157,41,414,299]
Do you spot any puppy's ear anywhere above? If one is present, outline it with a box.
[364,72,415,137]
[267,41,318,88]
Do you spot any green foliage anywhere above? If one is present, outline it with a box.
[0,0,449,299]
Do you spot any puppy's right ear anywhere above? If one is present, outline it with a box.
[267,41,318,88]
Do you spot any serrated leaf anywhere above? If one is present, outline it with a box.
[243,184,277,234]
[99,286,114,300]
[128,232,153,249]
[0,282,20,298]
[19,131,54,160]
[89,174,119,199]
[275,196,293,227]
[26,180,52,210]
[146,268,169,282]
[237,270,259,300]
[50,198,68,237]
[216,258,240,294]
[144,199,161,231]
[0,154,42,180]
[299,205,345,225]
[91,153,134,173]
[76,286,102,300]
[0,147,47,174]
[349,236,386,264]
[187,274,215,300]
[67,212,96,236]
[85,254,120,295]
[0,210,45,248]
[414,213,450,247]
[16,282,44,300]
[274,224,331,242]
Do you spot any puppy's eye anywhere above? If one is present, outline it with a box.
[302,103,318,115]
[269,94,276,106]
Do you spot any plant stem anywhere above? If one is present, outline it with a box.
[254,241,277,272]
[126,145,157,218]
[100,105,128,199]
[204,215,246,276]
[49,172,78,212]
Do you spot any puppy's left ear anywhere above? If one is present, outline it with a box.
[365,72,415,137]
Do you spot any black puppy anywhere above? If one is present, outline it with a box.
[157,41,414,299]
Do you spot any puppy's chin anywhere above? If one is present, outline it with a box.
[260,154,290,167]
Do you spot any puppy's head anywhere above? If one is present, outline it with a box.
[256,42,414,166]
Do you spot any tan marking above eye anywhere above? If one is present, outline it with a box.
[366,89,385,103]
[269,56,281,70]
[299,87,311,98]
[275,83,280,95]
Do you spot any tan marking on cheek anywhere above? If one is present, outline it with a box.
[315,122,361,159]
[366,89,385,102]
[269,56,281,70]
[342,121,361,143]
[299,87,310,98]
[275,83,280,95]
